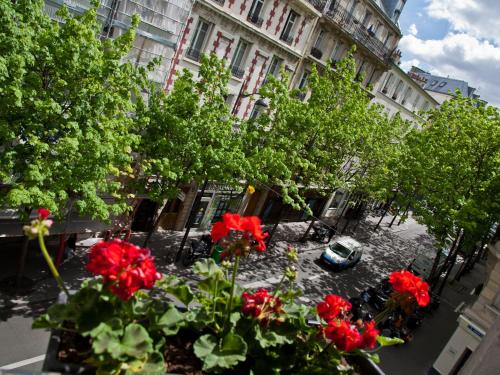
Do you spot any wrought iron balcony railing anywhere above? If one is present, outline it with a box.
[231,65,245,79]
[280,34,294,46]
[212,0,225,6]
[309,1,391,63]
[310,47,323,60]
[186,47,202,62]
[247,14,264,28]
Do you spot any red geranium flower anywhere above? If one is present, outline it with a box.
[241,288,282,321]
[324,319,362,352]
[37,208,50,220]
[210,213,268,253]
[389,270,430,307]
[361,320,379,349]
[317,294,352,322]
[87,240,161,300]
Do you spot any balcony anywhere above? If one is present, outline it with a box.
[247,14,264,28]
[310,47,323,60]
[231,65,245,79]
[186,47,202,62]
[307,0,326,12]
[211,0,225,6]
[322,3,391,64]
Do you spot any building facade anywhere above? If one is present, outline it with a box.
[373,63,439,121]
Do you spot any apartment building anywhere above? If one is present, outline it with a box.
[171,0,322,118]
[45,0,194,85]
[373,63,439,121]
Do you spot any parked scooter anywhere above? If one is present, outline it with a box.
[311,223,336,243]
[182,234,213,267]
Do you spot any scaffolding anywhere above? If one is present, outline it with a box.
[45,0,194,84]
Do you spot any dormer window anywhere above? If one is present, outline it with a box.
[438,82,447,88]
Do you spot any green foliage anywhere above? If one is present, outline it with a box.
[137,54,245,203]
[0,0,148,220]
[393,95,499,246]
[193,332,248,372]
[241,50,406,209]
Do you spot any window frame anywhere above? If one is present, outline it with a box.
[187,18,212,61]
[280,10,299,43]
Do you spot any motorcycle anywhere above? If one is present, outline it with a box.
[311,223,336,243]
[182,234,213,267]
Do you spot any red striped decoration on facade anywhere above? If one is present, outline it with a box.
[243,53,269,118]
[294,18,306,46]
[212,31,223,53]
[266,0,280,30]
[165,17,193,91]
[275,2,289,35]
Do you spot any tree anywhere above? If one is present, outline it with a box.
[0,0,148,220]
[241,50,404,240]
[137,54,245,247]
[393,95,499,284]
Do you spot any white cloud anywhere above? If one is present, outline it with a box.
[426,0,500,44]
[408,23,418,36]
[400,33,500,106]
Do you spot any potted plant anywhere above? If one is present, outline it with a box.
[28,210,415,374]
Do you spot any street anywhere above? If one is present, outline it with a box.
[0,214,485,374]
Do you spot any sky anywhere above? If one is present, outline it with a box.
[397,0,500,107]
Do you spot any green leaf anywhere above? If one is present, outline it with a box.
[193,332,247,371]
[254,325,293,348]
[193,258,224,279]
[157,304,184,336]
[121,323,154,358]
[367,353,380,364]
[376,335,405,347]
[158,275,194,306]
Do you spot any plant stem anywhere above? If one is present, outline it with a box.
[224,256,240,333]
[272,273,287,298]
[374,307,390,325]
[212,275,219,324]
[38,232,70,297]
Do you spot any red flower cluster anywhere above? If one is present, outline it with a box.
[241,288,282,321]
[389,270,430,307]
[211,213,268,252]
[317,295,379,352]
[37,208,50,220]
[87,240,161,300]
[317,294,352,321]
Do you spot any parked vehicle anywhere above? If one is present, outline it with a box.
[311,222,336,243]
[409,248,449,280]
[182,234,213,267]
[319,236,363,270]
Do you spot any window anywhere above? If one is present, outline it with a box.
[249,100,267,119]
[356,60,367,81]
[230,39,250,78]
[280,10,299,44]
[328,0,337,12]
[331,40,344,62]
[381,73,394,94]
[298,70,310,89]
[383,32,393,47]
[329,191,345,209]
[412,95,421,110]
[187,19,211,61]
[248,0,265,27]
[264,55,283,84]
[392,80,404,100]
[401,87,413,105]
[362,10,372,26]
[438,81,447,88]
[430,80,438,86]
[314,30,325,49]
[348,0,358,16]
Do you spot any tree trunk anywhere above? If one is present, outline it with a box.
[437,232,465,295]
[397,201,411,226]
[454,248,475,282]
[266,205,285,247]
[16,237,30,289]
[429,230,460,287]
[300,217,317,243]
[374,192,397,231]
[175,179,209,263]
[143,199,169,247]
[388,204,401,228]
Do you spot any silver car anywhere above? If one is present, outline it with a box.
[319,236,363,270]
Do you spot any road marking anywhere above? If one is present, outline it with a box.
[0,355,46,370]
